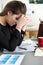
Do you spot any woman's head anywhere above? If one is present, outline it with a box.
[0,1,26,26]
[0,1,26,16]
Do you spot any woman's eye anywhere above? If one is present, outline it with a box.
[16,15,21,20]
[16,18,19,20]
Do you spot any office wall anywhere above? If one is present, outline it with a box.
[26,4,43,25]
[0,0,3,12]
[0,0,13,12]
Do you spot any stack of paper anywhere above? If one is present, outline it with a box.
[20,39,37,47]
[15,39,37,52]
[0,54,25,65]
[34,48,43,56]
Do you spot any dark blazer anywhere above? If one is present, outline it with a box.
[0,24,24,51]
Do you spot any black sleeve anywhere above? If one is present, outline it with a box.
[0,29,23,51]
[17,30,26,46]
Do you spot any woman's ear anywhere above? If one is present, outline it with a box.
[7,11,13,16]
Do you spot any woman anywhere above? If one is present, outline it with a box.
[0,1,30,51]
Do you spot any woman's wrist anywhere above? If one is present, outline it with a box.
[21,30,26,35]
[21,30,26,38]
[16,26,21,32]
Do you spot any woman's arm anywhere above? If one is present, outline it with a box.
[0,28,22,51]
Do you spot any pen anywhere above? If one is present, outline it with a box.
[19,47,27,50]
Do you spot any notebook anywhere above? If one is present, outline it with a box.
[0,54,25,65]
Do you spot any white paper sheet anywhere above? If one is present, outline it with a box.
[34,48,43,56]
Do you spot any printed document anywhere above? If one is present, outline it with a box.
[0,54,25,65]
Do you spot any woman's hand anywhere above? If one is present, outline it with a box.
[21,25,27,32]
[16,14,31,32]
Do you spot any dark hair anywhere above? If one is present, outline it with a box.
[0,1,26,16]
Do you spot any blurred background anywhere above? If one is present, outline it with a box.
[0,0,43,39]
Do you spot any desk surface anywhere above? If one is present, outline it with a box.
[0,52,43,65]
[21,52,43,65]
[0,39,43,65]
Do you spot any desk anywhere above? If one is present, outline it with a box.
[0,39,43,65]
[0,52,43,65]
[21,52,43,65]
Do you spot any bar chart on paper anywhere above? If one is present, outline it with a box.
[0,54,25,65]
